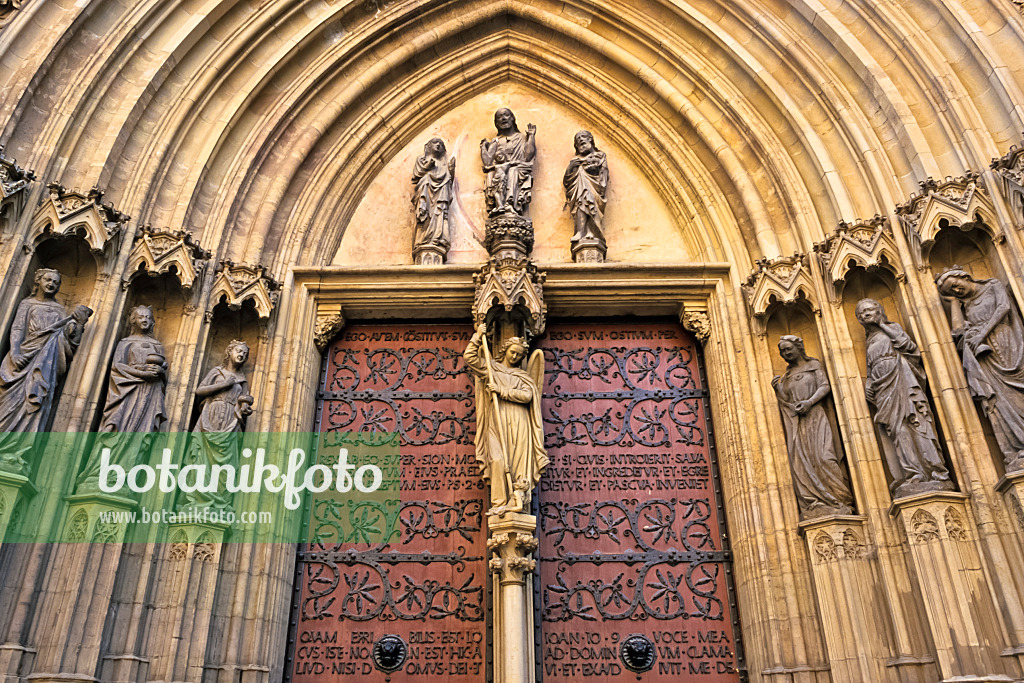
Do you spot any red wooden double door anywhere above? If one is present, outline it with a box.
[286,321,743,683]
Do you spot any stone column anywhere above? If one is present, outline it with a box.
[25,492,137,683]
[487,513,538,683]
[141,521,229,683]
[891,491,1016,682]
[799,515,895,682]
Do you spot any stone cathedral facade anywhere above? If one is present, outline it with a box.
[2,1,1024,682]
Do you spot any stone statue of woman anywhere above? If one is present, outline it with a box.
[182,339,254,510]
[0,268,92,474]
[936,268,1024,472]
[480,108,536,217]
[856,299,954,498]
[411,137,456,265]
[772,335,854,519]
[464,324,549,516]
[77,305,168,493]
[563,130,609,261]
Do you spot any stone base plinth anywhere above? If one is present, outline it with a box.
[413,244,447,265]
[799,515,896,682]
[891,492,1019,681]
[571,240,606,263]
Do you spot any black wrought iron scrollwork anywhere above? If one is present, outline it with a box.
[542,346,705,448]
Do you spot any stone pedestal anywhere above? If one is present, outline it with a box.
[891,491,1017,682]
[142,521,229,683]
[412,244,446,266]
[25,493,137,683]
[799,515,895,682]
[487,513,538,683]
[570,239,605,263]
[0,470,34,545]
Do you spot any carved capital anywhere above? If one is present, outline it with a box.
[124,226,210,290]
[742,253,818,335]
[472,256,547,339]
[895,173,998,269]
[29,184,129,257]
[814,216,902,303]
[487,528,539,585]
[209,261,280,320]
[314,305,346,353]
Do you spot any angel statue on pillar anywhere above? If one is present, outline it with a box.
[464,323,549,516]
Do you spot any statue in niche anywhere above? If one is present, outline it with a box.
[77,305,167,493]
[182,340,254,510]
[0,268,92,473]
[563,130,609,259]
[480,108,536,217]
[772,335,855,519]
[936,268,1024,472]
[464,324,549,516]
[411,137,456,265]
[856,298,954,497]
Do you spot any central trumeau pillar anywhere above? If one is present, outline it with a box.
[470,107,546,683]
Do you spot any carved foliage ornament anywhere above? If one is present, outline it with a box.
[0,146,35,202]
[124,227,210,290]
[815,216,903,302]
[30,184,129,255]
[992,140,1024,228]
[810,527,865,564]
[487,530,539,585]
[208,261,280,320]
[895,173,999,268]
[0,0,23,29]
[742,253,819,335]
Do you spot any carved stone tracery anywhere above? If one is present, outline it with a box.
[0,146,35,207]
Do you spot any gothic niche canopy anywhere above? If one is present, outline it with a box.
[123,227,210,291]
[742,253,819,335]
[895,173,999,268]
[29,184,130,257]
[815,216,902,303]
[208,261,280,320]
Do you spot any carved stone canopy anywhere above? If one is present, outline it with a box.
[0,146,35,202]
[471,256,547,340]
[895,173,999,268]
[814,216,903,303]
[123,226,210,290]
[29,184,130,255]
[992,141,1024,229]
[208,261,280,320]
[742,253,819,335]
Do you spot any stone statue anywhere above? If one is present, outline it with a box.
[563,130,608,260]
[480,108,536,217]
[183,340,254,510]
[77,305,167,493]
[411,137,456,265]
[936,268,1024,472]
[772,335,855,518]
[856,299,954,497]
[464,324,549,516]
[0,268,92,473]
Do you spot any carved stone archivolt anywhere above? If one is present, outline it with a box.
[29,184,130,256]
[742,253,819,335]
[124,227,210,290]
[208,261,280,320]
[896,173,999,268]
[815,216,903,303]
